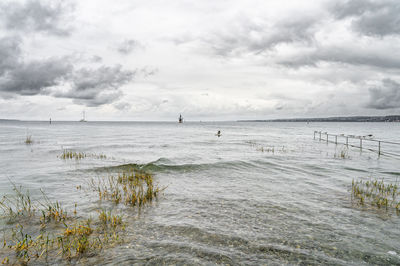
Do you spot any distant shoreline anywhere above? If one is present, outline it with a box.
[238,115,400,123]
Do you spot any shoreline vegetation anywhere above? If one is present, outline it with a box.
[0,162,163,264]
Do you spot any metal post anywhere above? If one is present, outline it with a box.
[335,135,337,144]
[319,132,321,141]
[378,141,381,155]
[346,137,348,147]
[326,134,328,143]
[360,138,362,149]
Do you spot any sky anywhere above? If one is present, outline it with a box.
[0,0,400,121]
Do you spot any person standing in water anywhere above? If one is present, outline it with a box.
[217,130,221,137]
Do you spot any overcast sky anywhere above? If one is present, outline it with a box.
[0,0,400,121]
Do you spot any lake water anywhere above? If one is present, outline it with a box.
[0,121,399,265]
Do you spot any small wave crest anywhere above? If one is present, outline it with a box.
[92,158,259,173]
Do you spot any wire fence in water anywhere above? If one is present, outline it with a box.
[313,131,400,158]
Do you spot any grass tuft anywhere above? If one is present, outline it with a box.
[60,150,108,160]
[352,178,400,214]
[24,135,33,145]
[89,168,163,207]
[0,186,126,264]
[335,147,350,159]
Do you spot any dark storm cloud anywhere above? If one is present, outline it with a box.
[0,0,135,108]
[367,79,400,109]
[117,39,140,54]
[0,35,135,106]
[0,0,73,36]
[54,65,135,107]
[73,65,134,93]
[0,58,72,96]
[332,0,400,37]
[204,16,318,56]
[0,52,135,106]
[0,35,71,97]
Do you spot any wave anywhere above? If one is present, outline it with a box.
[92,158,261,173]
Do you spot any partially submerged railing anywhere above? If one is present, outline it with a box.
[313,131,400,157]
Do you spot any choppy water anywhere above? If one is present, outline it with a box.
[1,121,400,265]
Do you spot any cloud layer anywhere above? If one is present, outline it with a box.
[0,0,135,108]
[0,0,399,120]
[367,79,400,109]
[0,0,73,35]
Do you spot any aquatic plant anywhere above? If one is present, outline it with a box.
[247,140,289,154]
[0,187,126,264]
[0,167,163,263]
[39,190,68,226]
[89,168,162,208]
[60,150,86,160]
[352,178,400,214]
[256,146,275,153]
[60,150,108,160]
[334,147,350,159]
[24,135,33,145]
[0,185,37,220]
[98,209,124,229]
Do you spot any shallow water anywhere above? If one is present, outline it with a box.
[1,121,400,265]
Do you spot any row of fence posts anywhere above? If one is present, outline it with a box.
[314,131,382,155]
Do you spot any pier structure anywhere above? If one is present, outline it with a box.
[313,131,400,157]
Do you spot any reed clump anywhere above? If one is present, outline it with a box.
[24,135,33,145]
[60,150,86,160]
[98,210,123,229]
[0,185,37,221]
[89,168,162,207]
[257,146,275,153]
[352,178,400,214]
[39,191,68,226]
[60,150,108,160]
[0,187,125,264]
[334,147,350,159]
[246,141,288,154]
[0,185,70,227]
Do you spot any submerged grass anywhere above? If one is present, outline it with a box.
[2,216,124,263]
[0,184,36,221]
[0,187,125,264]
[246,141,288,154]
[24,136,33,145]
[334,146,350,159]
[60,150,108,160]
[89,168,163,207]
[1,166,163,264]
[352,178,400,214]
